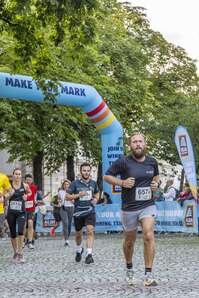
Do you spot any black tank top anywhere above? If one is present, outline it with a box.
[8,182,26,213]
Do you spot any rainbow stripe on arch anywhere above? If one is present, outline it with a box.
[86,100,116,130]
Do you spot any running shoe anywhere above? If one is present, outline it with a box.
[50,227,55,237]
[12,252,18,263]
[85,254,94,264]
[75,248,84,262]
[126,268,135,285]
[17,254,26,264]
[144,272,158,287]
[64,240,69,247]
[28,242,34,249]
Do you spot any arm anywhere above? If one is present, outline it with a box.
[151,175,160,192]
[92,191,100,205]
[23,183,32,200]
[103,175,135,188]
[65,191,85,201]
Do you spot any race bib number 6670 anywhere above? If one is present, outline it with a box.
[135,187,152,201]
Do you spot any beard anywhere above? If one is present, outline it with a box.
[132,148,145,159]
[81,174,90,180]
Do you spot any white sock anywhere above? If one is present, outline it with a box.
[76,245,82,253]
[86,248,92,256]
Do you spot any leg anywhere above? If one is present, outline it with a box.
[86,224,94,250]
[27,215,35,248]
[84,213,96,264]
[60,208,69,241]
[17,214,26,256]
[140,212,157,286]
[7,213,18,255]
[140,217,155,269]
[75,229,83,246]
[74,216,84,262]
[123,229,137,264]
[67,207,74,238]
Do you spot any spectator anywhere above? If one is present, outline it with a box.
[177,183,194,206]
[163,179,178,201]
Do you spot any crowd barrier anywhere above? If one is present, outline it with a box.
[35,200,198,234]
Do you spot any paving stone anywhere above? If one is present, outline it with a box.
[0,234,199,297]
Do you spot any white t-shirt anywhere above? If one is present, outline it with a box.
[163,187,176,201]
[58,189,74,207]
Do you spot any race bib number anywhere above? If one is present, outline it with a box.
[10,200,22,211]
[135,187,152,201]
[25,200,34,209]
[79,190,92,201]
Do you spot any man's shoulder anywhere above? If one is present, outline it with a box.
[145,155,158,164]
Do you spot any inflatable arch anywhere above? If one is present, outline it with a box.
[0,72,123,203]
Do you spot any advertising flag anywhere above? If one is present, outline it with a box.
[175,125,198,200]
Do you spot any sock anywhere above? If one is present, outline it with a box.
[145,268,152,275]
[86,248,92,256]
[126,262,133,270]
[76,245,82,253]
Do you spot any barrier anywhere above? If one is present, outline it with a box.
[35,200,199,234]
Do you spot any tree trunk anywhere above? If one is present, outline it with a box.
[97,162,103,195]
[33,151,43,191]
[66,155,75,181]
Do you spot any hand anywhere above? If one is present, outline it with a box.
[92,198,98,205]
[0,196,4,203]
[151,181,158,192]
[23,194,28,201]
[122,177,135,189]
[78,191,86,198]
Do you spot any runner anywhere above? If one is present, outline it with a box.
[6,168,31,263]
[66,163,99,264]
[103,132,160,286]
[24,174,38,249]
[58,180,74,246]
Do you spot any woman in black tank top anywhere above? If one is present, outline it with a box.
[7,168,31,263]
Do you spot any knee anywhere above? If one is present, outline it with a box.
[124,238,134,249]
[87,228,94,237]
[11,232,17,238]
[76,231,82,238]
[143,231,154,243]
[28,220,33,229]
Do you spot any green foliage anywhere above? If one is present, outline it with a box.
[0,0,199,175]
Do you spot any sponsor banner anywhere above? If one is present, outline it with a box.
[175,125,198,200]
[36,205,63,233]
[36,201,198,234]
[95,204,122,231]
[155,201,184,232]
[155,200,198,233]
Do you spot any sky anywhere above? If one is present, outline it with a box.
[129,0,199,69]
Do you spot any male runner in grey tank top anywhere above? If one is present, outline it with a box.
[104,132,160,286]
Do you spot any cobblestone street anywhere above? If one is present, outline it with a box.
[1,234,199,298]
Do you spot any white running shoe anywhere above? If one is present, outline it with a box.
[17,254,26,264]
[126,268,135,285]
[144,272,158,287]
[28,242,34,249]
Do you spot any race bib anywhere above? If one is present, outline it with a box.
[135,187,152,201]
[10,201,22,211]
[25,200,34,209]
[79,190,92,201]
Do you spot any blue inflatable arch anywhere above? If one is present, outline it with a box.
[0,72,123,203]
